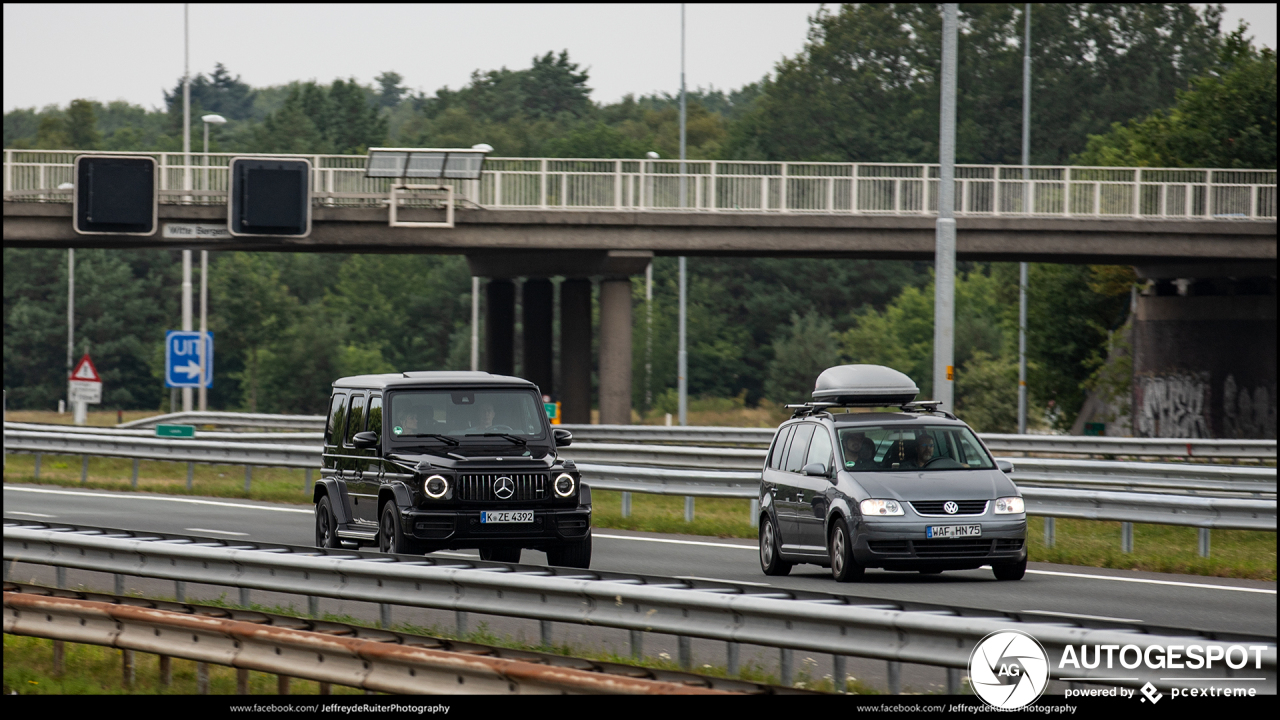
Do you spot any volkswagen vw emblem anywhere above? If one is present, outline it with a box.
[943,501,959,515]
[493,476,515,500]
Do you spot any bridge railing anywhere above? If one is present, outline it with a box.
[5,149,1275,220]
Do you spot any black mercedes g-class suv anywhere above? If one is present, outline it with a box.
[313,371,591,567]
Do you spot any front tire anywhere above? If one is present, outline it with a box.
[992,557,1027,581]
[315,495,341,548]
[546,532,591,568]
[759,515,792,576]
[479,546,523,563]
[829,521,864,582]
[379,502,419,555]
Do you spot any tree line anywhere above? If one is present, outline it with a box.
[4,4,1274,431]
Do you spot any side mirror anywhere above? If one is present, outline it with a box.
[997,459,1015,474]
[352,431,379,449]
[802,462,828,477]
[553,428,573,447]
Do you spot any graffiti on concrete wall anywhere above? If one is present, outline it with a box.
[1223,375,1278,439]
[1135,373,1210,438]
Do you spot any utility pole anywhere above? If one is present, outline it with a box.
[67,249,77,421]
[677,3,688,426]
[932,4,958,412]
[1018,3,1031,434]
[471,277,480,371]
[645,262,653,414]
[181,3,193,413]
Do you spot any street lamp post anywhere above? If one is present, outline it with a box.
[677,3,688,427]
[198,114,225,412]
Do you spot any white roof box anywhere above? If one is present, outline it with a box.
[812,364,919,405]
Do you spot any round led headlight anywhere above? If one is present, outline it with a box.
[859,498,904,516]
[994,496,1025,514]
[424,474,449,499]
[554,473,576,498]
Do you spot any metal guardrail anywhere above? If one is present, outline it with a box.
[2,590,731,695]
[4,426,1275,529]
[5,149,1276,220]
[4,521,1274,694]
[5,422,322,444]
[90,413,1280,460]
[4,580,799,694]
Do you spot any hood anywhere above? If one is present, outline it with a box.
[387,450,558,473]
[845,468,1018,502]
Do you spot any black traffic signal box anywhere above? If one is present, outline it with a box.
[228,157,311,237]
[73,155,157,235]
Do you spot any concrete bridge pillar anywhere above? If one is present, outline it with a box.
[522,278,554,397]
[559,279,593,424]
[485,279,515,376]
[1132,265,1276,439]
[598,278,634,425]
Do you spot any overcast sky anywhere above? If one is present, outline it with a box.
[4,3,1276,113]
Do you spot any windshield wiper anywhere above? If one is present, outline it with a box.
[403,433,459,446]
[477,432,527,446]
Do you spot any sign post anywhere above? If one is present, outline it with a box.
[68,354,102,426]
[165,330,214,390]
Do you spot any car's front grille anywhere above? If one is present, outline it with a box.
[456,473,547,502]
[910,500,988,516]
[911,539,993,558]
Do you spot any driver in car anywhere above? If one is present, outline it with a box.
[915,433,940,467]
[477,402,496,431]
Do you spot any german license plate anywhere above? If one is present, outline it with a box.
[927,524,981,539]
[481,511,534,524]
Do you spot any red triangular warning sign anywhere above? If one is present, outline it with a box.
[70,354,101,383]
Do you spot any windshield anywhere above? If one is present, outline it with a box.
[838,425,994,471]
[388,389,547,441]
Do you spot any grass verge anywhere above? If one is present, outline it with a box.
[4,454,1274,581]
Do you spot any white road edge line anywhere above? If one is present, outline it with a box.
[1023,610,1143,623]
[1026,569,1276,595]
[594,533,757,550]
[4,486,312,514]
[185,528,250,537]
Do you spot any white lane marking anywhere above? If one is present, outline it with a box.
[1023,610,1143,623]
[1027,569,1276,595]
[185,528,250,537]
[4,486,311,514]
[593,533,757,550]
[677,575,771,587]
[8,511,57,518]
[1159,678,1266,681]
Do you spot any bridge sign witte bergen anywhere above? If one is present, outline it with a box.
[164,330,213,389]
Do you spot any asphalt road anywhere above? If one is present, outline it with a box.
[6,483,1274,638]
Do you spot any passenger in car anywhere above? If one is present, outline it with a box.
[842,432,877,469]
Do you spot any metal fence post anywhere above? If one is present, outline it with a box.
[239,587,250,608]
[540,620,553,647]
[33,452,41,479]
[131,458,139,488]
[1198,528,1211,558]
[114,573,125,596]
[887,660,902,694]
[779,648,794,686]
[1121,521,1134,553]
[832,655,846,692]
[81,454,88,484]
[1044,517,1056,547]
[455,610,468,637]
[305,467,312,493]
[678,635,693,670]
[621,491,631,518]
[947,667,962,694]
[159,655,172,686]
[122,648,136,687]
[244,465,252,493]
[175,580,185,603]
[727,642,740,676]
[750,498,760,527]
[308,596,320,618]
[186,462,194,490]
[380,603,392,629]
[684,496,694,522]
[56,566,66,589]
[629,629,643,659]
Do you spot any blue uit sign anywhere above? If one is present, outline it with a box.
[165,330,213,388]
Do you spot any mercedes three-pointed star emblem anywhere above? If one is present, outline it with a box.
[493,476,515,500]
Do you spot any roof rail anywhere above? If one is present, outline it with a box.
[785,400,957,420]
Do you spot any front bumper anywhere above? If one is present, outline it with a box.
[850,515,1027,570]
[402,505,591,550]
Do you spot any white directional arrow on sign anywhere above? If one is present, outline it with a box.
[177,361,202,379]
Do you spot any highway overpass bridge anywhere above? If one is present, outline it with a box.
[4,150,1276,435]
